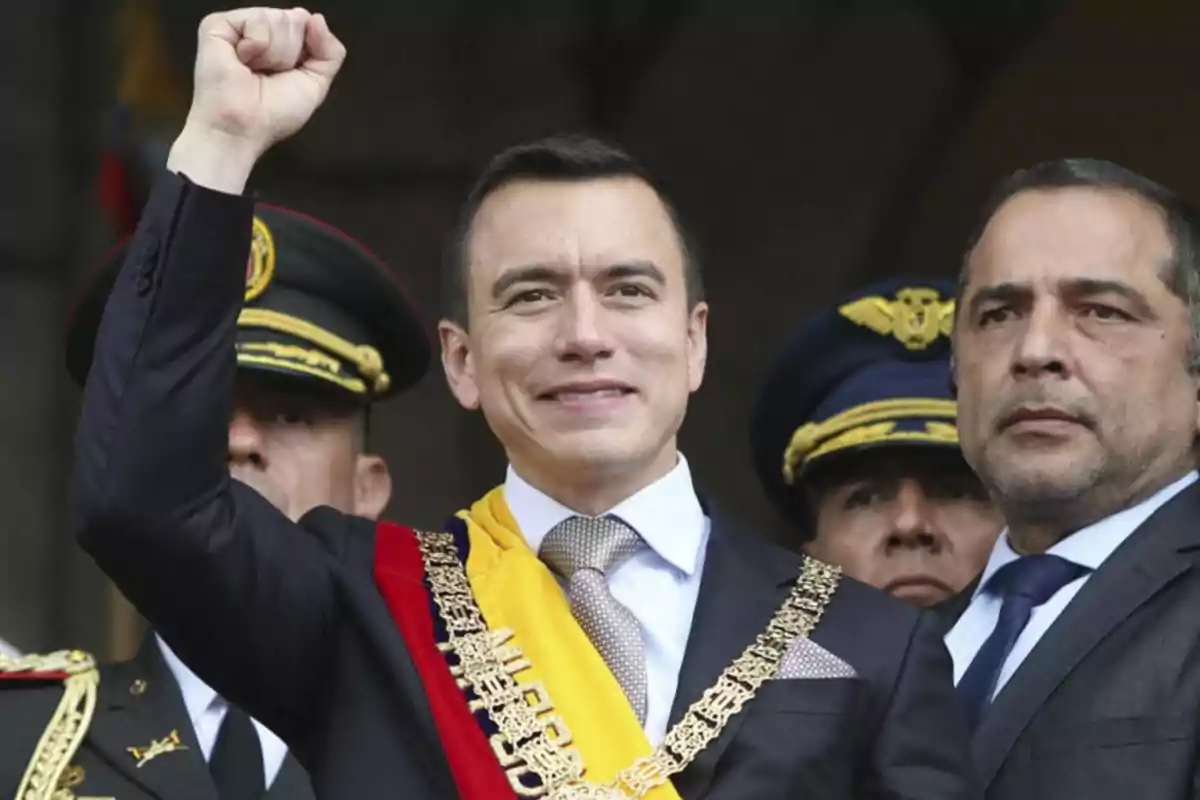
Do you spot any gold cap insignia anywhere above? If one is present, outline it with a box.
[245,216,276,302]
[838,287,955,350]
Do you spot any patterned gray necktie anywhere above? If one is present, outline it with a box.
[539,514,648,723]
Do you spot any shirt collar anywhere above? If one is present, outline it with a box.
[503,453,707,577]
[975,469,1199,597]
[155,635,219,724]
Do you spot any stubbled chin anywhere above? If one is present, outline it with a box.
[986,452,1099,501]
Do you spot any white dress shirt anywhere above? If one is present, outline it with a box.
[946,470,1198,697]
[504,454,711,746]
[156,635,289,787]
[0,635,20,657]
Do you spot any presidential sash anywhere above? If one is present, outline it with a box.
[374,487,840,799]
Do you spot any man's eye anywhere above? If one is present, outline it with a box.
[844,486,885,509]
[978,307,1012,326]
[928,479,989,502]
[1081,303,1132,321]
[612,283,652,298]
[275,410,315,426]
[507,289,554,307]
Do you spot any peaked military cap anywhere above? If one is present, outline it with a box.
[65,205,431,401]
[750,277,960,522]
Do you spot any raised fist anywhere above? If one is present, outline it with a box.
[167,7,345,192]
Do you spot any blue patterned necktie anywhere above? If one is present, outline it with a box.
[957,554,1090,729]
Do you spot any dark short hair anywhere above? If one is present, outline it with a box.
[441,133,704,325]
[957,158,1200,368]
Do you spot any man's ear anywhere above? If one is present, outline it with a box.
[439,319,481,410]
[1192,368,1200,434]
[353,454,392,520]
[687,301,709,393]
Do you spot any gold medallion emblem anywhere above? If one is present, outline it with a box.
[244,216,276,302]
[838,287,955,350]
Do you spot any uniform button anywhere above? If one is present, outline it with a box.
[134,273,154,296]
[129,678,148,696]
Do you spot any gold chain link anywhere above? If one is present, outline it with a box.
[417,531,841,798]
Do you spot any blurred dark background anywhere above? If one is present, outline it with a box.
[3,0,1196,659]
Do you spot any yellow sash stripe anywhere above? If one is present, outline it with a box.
[459,487,684,800]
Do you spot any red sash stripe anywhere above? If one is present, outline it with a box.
[0,673,70,682]
[374,520,517,800]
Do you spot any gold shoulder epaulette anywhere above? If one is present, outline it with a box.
[1,650,101,800]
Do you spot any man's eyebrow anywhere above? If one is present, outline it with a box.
[489,265,563,300]
[966,282,1029,319]
[1060,277,1156,317]
[490,261,667,299]
[601,261,667,284]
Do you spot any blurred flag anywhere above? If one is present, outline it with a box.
[97,0,188,237]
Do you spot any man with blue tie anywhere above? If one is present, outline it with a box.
[944,157,1200,799]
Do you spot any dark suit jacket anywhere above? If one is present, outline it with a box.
[938,479,1200,799]
[70,170,976,799]
[0,638,313,800]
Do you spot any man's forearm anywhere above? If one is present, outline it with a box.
[71,171,253,529]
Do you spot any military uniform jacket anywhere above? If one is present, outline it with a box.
[0,640,313,800]
[68,170,977,798]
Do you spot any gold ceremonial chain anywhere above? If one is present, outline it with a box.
[417,532,841,799]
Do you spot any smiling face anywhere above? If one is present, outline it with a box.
[954,186,1200,535]
[439,176,708,509]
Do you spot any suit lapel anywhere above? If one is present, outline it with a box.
[934,575,979,634]
[265,752,315,799]
[85,638,219,800]
[331,512,457,797]
[669,510,801,797]
[972,481,1200,787]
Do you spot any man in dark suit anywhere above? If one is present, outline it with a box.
[944,156,1200,798]
[69,8,974,799]
[1,198,426,799]
[750,277,1002,608]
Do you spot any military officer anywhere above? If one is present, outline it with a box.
[0,202,430,799]
[751,278,1003,607]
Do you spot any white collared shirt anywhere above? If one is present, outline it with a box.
[504,454,711,746]
[156,636,289,787]
[0,635,20,657]
[946,470,1198,697]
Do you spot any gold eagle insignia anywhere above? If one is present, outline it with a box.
[838,287,955,350]
[244,216,276,303]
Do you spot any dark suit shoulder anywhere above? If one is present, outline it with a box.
[297,505,379,565]
[811,568,923,681]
